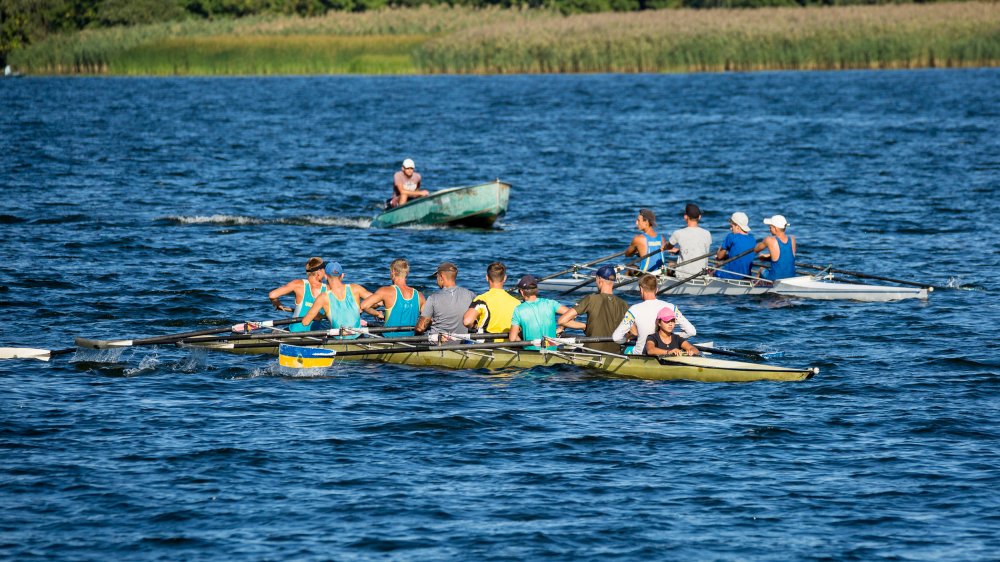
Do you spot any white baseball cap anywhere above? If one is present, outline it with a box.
[763,215,789,229]
[402,158,415,169]
[730,212,751,232]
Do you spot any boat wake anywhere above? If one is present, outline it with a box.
[160,215,374,229]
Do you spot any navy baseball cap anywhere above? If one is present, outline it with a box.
[595,265,616,280]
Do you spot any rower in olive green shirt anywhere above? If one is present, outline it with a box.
[557,265,629,354]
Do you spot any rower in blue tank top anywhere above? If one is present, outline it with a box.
[755,214,797,281]
[626,208,667,273]
[300,262,377,340]
[267,257,328,333]
[359,259,425,338]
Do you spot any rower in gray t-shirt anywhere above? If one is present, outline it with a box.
[421,286,476,334]
[668,203,712,277]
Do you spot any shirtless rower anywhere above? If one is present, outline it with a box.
[359,258,425,337]
[267,256,328,332]
[301,262,380,339]
[754,214,797,281]
[625,208,667,274]
[389,158,430,208]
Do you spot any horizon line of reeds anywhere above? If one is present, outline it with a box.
[9,3,1000,76]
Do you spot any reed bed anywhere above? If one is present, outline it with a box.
[418,3,1000,73]
[10,3,1000,75]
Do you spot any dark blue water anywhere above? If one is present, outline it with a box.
[2,71,999,560]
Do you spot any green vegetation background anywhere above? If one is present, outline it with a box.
[3,0,998,74]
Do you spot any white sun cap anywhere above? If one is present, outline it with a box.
[730,212,751,232]
[763,215,789,229]
[402,158,415,169]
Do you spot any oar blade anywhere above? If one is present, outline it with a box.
[75,337,134,350]
[278,344,337,369]
[0,347,54,361]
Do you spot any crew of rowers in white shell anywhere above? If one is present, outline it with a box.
[269,159,796,357]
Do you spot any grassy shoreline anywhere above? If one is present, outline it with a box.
[10,4,1000,75]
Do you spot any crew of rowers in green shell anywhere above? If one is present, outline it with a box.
[268,205,796,356]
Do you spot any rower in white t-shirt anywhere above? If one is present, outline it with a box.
[612,274,696,355]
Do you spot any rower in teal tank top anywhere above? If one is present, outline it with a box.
[384,285,419,337]
[326,284,362,339]
[290,279,327,333]
[641,233,665,272]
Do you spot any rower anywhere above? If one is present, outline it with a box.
[612,274,696,355]
[301,262,379,339]
[644,307,699,357]
[463,261,521,335]
[508,275,570,351]
[666,203,712,277]
[388,158,430,208]
[624,208,666,274]
[754,214,797,281]
[416,262,475,335]
[557,265,629,354]
[267,257,328,333]
[714,211,757,279]
[359,258,425,337]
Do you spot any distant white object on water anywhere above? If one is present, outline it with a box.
[3,65,11,76]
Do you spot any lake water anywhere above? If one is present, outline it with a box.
[1,70,999,560]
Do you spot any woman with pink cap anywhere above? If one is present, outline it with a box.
[644,307,699,357]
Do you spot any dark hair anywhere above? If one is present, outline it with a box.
[520,287,539,298]
[486,261,506,282]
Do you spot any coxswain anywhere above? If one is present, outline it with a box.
[508,275,570,351]
[625,208,667,274]
[557,265,629,354]
[301,262,379,339]
[389,158,430,208]
[612,274,696,355]
[644,307,699,357]
[359,258,425,337]
[754,214,796,281]
[416,262,475,335]
[463,261,521,335]
[714,211,757,279]
[666,203,712,277]
[267,256,328,332]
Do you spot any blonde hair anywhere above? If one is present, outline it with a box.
[305,256,324,272]
[390,258,409,278]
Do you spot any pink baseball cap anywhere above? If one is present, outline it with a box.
[657,307,676,323]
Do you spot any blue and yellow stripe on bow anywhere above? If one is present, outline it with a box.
[278,344,337,369]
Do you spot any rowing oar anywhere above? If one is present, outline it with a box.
[796,263,942,291]
[0,317,307,361]
[656,248,755,295]
[187,331,511,349]
[279,336,618,367]
[512,250,627,295]
[180,325,418,344]
[73,317,306,350]
[692,344,767,362]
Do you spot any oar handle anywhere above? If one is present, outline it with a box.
[656,248,754,295]
[76,317,306,349]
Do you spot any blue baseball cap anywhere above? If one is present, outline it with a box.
[595,265,616,281]
[324,261,344,277]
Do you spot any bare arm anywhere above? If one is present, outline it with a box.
[508,325,521,342]
[267,279,301,312]
[557,307,586,330]
[352,284,383,320]
[680,340,700,356]
[463,307,480,329]
[301,293,330,327]
[625,234,644,258]
[415,316,432,334]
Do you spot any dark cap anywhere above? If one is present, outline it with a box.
[595,265,616,281]
[684,203,701,219]
[429,262,458,278]
[516,274,539,290]
[639,208,656,227]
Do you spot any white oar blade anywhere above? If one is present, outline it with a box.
[0,348,54,361]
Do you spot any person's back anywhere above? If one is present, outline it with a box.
[418,262,474,335]
[509,275,568,351]
[572,292,629,353]
[465,261,521,334]
[669,204,712,277]
[756,214,796,281]
[716,233,756,279]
